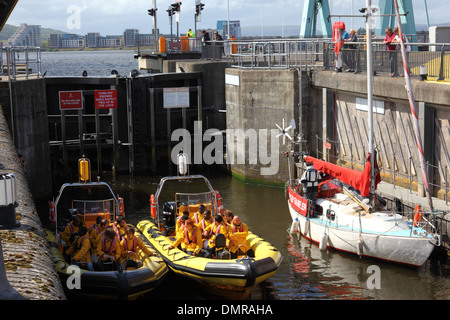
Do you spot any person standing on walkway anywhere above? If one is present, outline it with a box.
[383,27,397,76]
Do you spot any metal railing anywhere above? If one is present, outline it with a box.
[314,134,449,206]
[227,37,450,80]
[1,46,42,80]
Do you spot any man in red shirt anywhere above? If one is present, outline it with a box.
[383,27,398,76]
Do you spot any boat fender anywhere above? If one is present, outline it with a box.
[150,194,157,219]
[118,197,125,217]
[178,152,188,175]
[357,238,364,256]
[319,233,328,251]
[49,201,55,226]
[304,218,310,237]
[290,219,300,234]
[413,204,423,227]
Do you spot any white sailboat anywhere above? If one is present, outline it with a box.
[286,0,441,267]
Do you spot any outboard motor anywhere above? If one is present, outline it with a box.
[162,201,176,235]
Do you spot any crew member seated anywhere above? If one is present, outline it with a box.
[169,218,203,256]
[61,215,81,248]
[90,219,109,264]
[197,210,215,249]
[203,214,232,259]
[66,226,94,270]
[192,204,206,225]
[229,216,254,259]
[175,211,190,235]
[119,225,153,269]
[97,226,122,270]
[111,216,128,240]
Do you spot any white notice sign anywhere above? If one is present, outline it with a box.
[163,87,190,108]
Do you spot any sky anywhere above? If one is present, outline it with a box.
[4,0,450,36]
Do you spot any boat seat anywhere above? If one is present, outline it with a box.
[215,233,226,249]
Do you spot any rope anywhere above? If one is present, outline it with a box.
[392,0,434,213]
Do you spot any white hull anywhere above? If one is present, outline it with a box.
[288,202,438,267]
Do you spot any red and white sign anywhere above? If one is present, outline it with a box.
[288,185,309,217]
[324,142,331,150]
[94,90,118,109]
[59,91,83,110]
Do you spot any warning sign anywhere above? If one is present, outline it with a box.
[59,91,83,110]
[94,90,118,109]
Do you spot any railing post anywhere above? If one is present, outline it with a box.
[438,44,445,81]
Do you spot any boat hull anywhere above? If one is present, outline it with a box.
[137,219,283,300]
[288,202,437,267]
[45,228,168,300]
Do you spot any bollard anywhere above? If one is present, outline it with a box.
[0,173,20,230]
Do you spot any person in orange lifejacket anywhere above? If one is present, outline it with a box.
[97,226,121,270]
[224,210,234,226]
[203,214,232,258]
[169,218,203,256]
[61,215,81,250]
[192,204,206,225]
[197,210,215,249]
[111,216,128,240]
[66,226,94,270]
[175,211,190,235]
[228,216,253,259]
[90,219,109,262]
[119,225,153,269]
[90,216,103,238]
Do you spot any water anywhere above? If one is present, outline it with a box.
[43,50,450,300]
[40,49,139,77]
[105,172,450,301]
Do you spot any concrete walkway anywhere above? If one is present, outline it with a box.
[0,105,65,300]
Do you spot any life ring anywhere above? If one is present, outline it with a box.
[49,201,55,226]
[413,204,423,227]
[118,197,125,217]
[150,194,157,219]
[215,190,222,208]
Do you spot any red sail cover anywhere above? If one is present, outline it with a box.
[305,153,380,197]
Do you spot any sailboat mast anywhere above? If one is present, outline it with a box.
[366,0,376,200]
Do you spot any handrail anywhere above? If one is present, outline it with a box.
[1,46,42,80]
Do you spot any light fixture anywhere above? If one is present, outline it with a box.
[0,173,20,229]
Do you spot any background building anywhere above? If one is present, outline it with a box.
[8,23,41,46]
[217,20,241,39]
[86,32,100,48]
[124,29,139,47]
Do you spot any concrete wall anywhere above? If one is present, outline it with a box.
[0,103,65,300]
[0,79,52,200]
[312,71,450,200]
[225,68,302,185]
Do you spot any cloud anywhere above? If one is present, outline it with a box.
[4,0,450,36]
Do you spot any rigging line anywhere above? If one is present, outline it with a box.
[392,0,434,213]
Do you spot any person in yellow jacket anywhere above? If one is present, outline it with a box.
[111,216,128,240]
[119,225,153,269]
[203,214,232,258]
[90,219,109,262]
[169,218,203,256]
[192,204,206,225]
[66,226,94,270]
[175,211,190,235]
[61,215,81,247]
[228,216,253,259]
[96,226,121,270]
[197,210,215,249]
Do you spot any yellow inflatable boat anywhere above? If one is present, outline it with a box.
[45,158,168,299]
[137,174,283,300]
